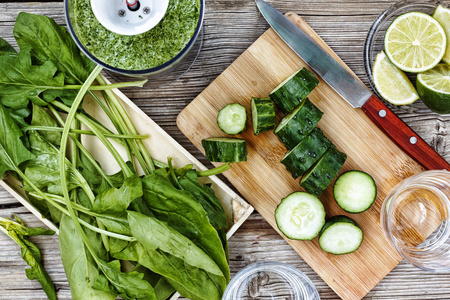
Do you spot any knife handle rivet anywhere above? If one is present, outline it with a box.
[410,137,418,145]
[378,110,386,118]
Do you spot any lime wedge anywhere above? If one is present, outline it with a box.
[384,12,447,73]
[433,5,450,63]
[372,50,419,105]
[417,64,450,114]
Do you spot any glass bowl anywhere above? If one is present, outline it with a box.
[64,0,205,85]
[222,262,320,300]
[363,0,448,99]
[381,170,450,272]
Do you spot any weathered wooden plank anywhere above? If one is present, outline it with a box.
[0,1,449,299]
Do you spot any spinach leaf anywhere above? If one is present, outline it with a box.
[0,215,56,300]
[8,107,31,129]
[0,49,68,109]
[125,211,227,300]
[142,174,229,281]
[93,175,142,214]
[59,215,117,300]
[0,104,35,177]
[130,265,176,300]
[13,12,95,84]
[178,170,228,231]
[114,240,225,300]
[24,131,80,196]
[0,38,16,55]
[31,104,61,145]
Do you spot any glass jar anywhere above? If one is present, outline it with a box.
[222,262,320,300]
[381,170,450,272]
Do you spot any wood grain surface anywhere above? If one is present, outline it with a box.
[1,1,450,299]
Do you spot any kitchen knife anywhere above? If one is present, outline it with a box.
[255,0,449,171]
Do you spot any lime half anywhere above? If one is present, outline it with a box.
[433,5,450,63]
[372,50,419,105]
[384,12,447,73]
[417,64,450,114]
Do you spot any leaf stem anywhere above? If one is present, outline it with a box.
[23,126,148,140]
[197,163,232,177]
[65,80,147,90]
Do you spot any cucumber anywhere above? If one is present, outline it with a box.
[251,97,276,135]
[275,192,326,240]
[217,103,247,135]
[270,68,319,113]
[300,145,347,196]
[333,171,377,213]
[274,98,323,150]
[319,215,363,255]
[281,128,331,179]
[202,138,247,162]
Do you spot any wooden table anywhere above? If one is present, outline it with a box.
[1,1,449,299]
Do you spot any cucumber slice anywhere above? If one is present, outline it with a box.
[319,215,363,255]
[217,103,247,135]
[270,68,319,113]
[274,98,323,150]
[281,128,331,179]
[333,171,377,213]
[275,192,326,240]
[300,145,347,196]
[202,138,247,162]
[251,97,276,135]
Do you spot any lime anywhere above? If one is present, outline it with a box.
[433,5,450,63]
[417,64,450,114]
[372,50,419,105]
[384,12,447,73]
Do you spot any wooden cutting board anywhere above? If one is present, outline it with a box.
[177,13,425,300]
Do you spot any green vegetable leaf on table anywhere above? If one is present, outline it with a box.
[0,215,56,300]
[0,37,16,55]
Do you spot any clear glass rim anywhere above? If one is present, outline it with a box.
[363,0,440,98]
[64,0,205,76]
[222,261,320,300]
[382,170,450,272]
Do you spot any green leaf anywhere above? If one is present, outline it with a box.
[96,259,156,300]
[126,211,226,300]
[178,170,228,231]
[93,175,142,214]
[31,104,61,145]
[114,241,225,300]
[0,38,16,55]
[0,50,66,109]
[59,215,117,300]
[8,107,31,129]
[142,174,229,281]
[0,216,56,300]
[24,131,80,196]
[0,104,35,177]
[13,12,95,84]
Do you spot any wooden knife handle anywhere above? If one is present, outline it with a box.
[361,94,450,170]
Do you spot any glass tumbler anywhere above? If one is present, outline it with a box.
[381,170,450,272]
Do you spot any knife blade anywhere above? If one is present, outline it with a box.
[255,0,450,171]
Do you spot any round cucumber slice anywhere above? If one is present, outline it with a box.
[319,216,363,255]
[217,103,247,135]
[275,192,325,240]
[333,171,377,213]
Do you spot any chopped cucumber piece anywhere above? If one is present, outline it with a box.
[281,128,331,179]
[217,103,247,135]
[319,216,363,255]
[270,68,319,113]
[300,145,347,196]
[202,138,247,162]
[251,97,276,135]
[274,98,323,150]
[275,192,326,240]
[333,171,377,213]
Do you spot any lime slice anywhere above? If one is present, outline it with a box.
[384,12,447,73]
[433,5,450,63]
[417,64,450,114]
[372,50,419,105]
